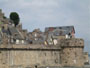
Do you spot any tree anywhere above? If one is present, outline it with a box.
[10,12,20,27]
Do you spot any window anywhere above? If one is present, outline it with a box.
[16,39,19,44]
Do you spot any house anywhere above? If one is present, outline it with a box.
[45,26,75,45]
[45,26,75,38]
[28,29,46,44]
[8,26,25,44]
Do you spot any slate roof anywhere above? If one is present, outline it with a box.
[8,26,24,40]
[45,26,75,36]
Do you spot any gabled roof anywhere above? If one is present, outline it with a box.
[8,26,24,40]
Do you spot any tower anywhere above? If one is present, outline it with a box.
[60,38,84,67]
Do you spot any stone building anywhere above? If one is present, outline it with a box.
[27,29,46,44]
[45,26,75,39]
[8,26,25,44]
[45,26,75,45]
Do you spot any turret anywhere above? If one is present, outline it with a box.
[60,38,84,67]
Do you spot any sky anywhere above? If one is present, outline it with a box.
[0,0,90,53]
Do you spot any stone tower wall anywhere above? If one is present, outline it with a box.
[60,39,84,67]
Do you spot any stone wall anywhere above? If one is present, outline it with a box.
[60,39,84,67]
[0,50,61,68]
[0,38,85,68]
[84,52,89,65]
[61,48,84,67]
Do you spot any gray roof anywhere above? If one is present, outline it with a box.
[45,26,75,36]
[8,26,24,40]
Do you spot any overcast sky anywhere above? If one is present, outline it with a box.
[0,0,90,53]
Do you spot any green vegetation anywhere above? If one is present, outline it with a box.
[10,12,20,27]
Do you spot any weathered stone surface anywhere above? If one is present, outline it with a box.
[84,52,89,65]
[60,38,84,67]
[0,50,61,68]
[60,38,84,47]
[0,38,86,68]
